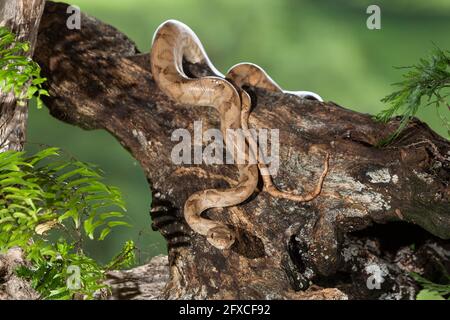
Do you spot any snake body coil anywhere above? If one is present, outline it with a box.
[151,20,328,250]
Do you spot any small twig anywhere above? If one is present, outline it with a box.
[387,138,449,163]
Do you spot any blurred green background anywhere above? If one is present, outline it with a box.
[26,0,450,265]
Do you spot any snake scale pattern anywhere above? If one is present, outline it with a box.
[150,20,329,250]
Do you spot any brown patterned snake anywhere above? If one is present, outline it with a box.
[151,20,329,250]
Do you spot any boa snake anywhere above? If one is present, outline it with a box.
[151,20,329,250]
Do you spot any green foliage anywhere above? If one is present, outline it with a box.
[412,273,450,300]
[376,46,450,145]
[16,242,106,300]
[106,240,136,271]
[0,148,135,299]
[416,289,446,300]
[16,240,135,300]
[0,26,48,108]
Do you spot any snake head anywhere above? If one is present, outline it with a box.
[206,226,236,250]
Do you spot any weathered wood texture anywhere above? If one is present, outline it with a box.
[0,0,45,151]
[33,2,449,299]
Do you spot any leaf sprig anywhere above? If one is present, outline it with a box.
[0,26,48,108]
[412,273,450,300]
[0,148,135,299]
[376,46,450,144]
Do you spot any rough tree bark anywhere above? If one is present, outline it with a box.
[0,0,45,300]
[29,2,450,299]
